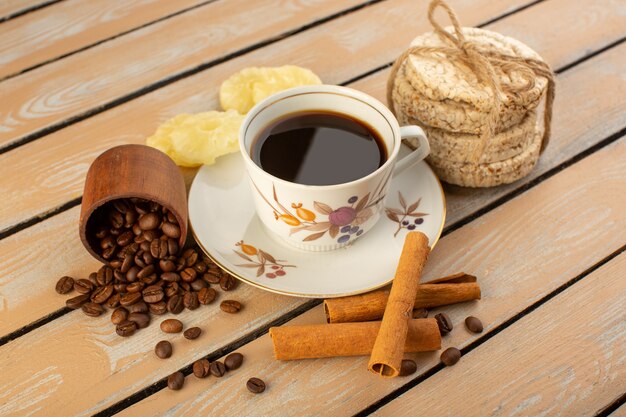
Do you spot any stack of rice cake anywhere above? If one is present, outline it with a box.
[391,27,550,187]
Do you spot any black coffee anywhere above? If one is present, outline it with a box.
[252,111,387,186]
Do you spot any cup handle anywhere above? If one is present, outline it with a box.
[392,125,430,177]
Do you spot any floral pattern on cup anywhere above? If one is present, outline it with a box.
[385,191,429,237]
[250,173,391,245]
[233,241,295,278]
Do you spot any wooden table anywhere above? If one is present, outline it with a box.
[0,0,624,415]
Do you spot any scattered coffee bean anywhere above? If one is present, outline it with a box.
[246,377,266,394]
[66,293,90,309]
[412,308,429,319]
[183,249,198,267]
[155,341,172,359]
[198,287,217,305]
[105,293,121,308]
[82,302,104,317]
[96,266,113,286]
[127,301,148,314]
[111,307,128,325]
[160,260,177,273]
[161,319,183,333]
[180,268,197,282]
[162,222,181,239]
[149,301,168,315]
[224,352,243,371]
[74,278,95,295]
[55,276,75,294]
[183,292,199,310]
[137,265,155,280]
[435,313,453,335]
[219,274,237,291]
[88,272,98,285]
[116,320,138,337]
[139,213,160,230]
[167,372,185,390]
[399,359,417,376]
[190,279,207,291]
[192,359,210,378]
[193,260,208,274]
[203,272,221,284]
[167,294,184,314]
[440,347,461,366]
[220,300,242,314]
[128,312,151,329]
[209,361,226,377]
[183,327,202,340]
[126,282,144,293]
[464,316,483,333]
[91,284,114,304]
[142,285,164,303]
[120,291,142,306]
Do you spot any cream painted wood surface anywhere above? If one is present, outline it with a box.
[0,0,369,148]
[0,0,623,336]
[120,139,626,416]
[0,0,52,20]
[0,0,209,79]
[0,0,620,234]
[351,41,626,226]
[374,253,626,417]
[2,135,622,415]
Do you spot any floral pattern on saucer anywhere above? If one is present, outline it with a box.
[233,241,295,278]
[385,192,429,237]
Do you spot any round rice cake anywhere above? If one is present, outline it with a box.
[391,26,548,134]
[426,129,542,187]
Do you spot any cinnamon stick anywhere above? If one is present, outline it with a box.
[324,273,480,323]
[269,318,440,360]
[368,231,430,377]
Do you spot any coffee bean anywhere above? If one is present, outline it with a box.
[127,301,149,314]
[165,282,180,298]
[224,352,243,371]
[126,282,144,293]
[150,239,168,259]
[167,372,184,390]
[183,327,201,340]
[412,308,429,319]
[167,239,179,256]
[112,199,130,214]
[159,260,177,273]
[116,320,138,337]
[161,319,183,333]
[102,246,117,260]
[128,312,151,329]
[441,347,461,366]
[96,266,113,286]
[155,341,172,359]
[161,272,180,283]
[74,278,95,294]
[162,222,181,239]
[182,249,198,267]
[105,293,121,308]
[219,274,237,291]
[139,213,160,230]
[88,272,98,285]
[435,313,453,335]
[116,231,134,247]
[203,272,221,284]
[183,292,199,310]
[209,361,226,377]
[95,227,109,239]
[142,285,164,303]
[100,235,115,249]
[134,252,147,268]
[110,227,122,236]
[137,265,155,280]
[175,257,186,272]
[141,273,158,285]
[120,292,142,306]
[81,302,104,317]
[120,254,134,273]
[192,359,210,378]
[149,301,167,315]
[246,377,266,394]
[464,316,483,333]
[91,284,113,304]
[167,294,184,314]
[55,276,75,294]
[113,269,125,282]
[109,210,124,229]
[125,210,137,228]
[180,268,197,282]
[111,307,128,325]
[180,281,191,292]
[193,261,208,274]
[220,300,242,314]
[190,279,207,291]
[66,294,90,309]
[198,287,217,305]
[399,359,417,376]
[114,283,128,293]
[126,266,140,282]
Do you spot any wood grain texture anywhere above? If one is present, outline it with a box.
[0,0,208,79]
[0,0,616,234]
[0,0,366,149]
[374,252,626,417]
[0,0,55,20]
[119,139,626,416]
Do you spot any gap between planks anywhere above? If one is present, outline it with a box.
[0,0,63,23]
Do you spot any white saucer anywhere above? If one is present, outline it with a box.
[189,145,446,298]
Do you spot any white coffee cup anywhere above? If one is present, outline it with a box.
[239,85,429,251]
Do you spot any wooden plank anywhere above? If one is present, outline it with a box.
[0,0,586,333]
[0,0,55,21]
[0,0,370,148]
[0,0,210,79]
[0,0,620,234]
[373,253,626,417]
[118,139,626,416]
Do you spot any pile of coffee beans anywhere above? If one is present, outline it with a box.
[56,198,242,337]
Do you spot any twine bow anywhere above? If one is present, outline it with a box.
[387,0,556,163]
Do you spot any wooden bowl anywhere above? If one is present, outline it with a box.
[79,144,188,263]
